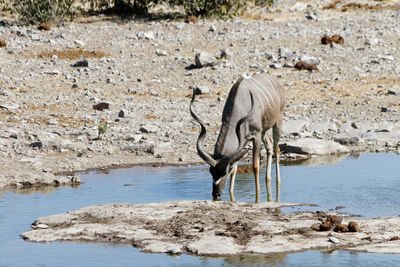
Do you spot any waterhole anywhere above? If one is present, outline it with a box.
[1,153,399,266]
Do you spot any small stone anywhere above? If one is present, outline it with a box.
[195,52,216,68]
[186,15,198,23]
[295,61,318,71]
[74,40,85,46]
[270,63,282,69]
[139,124,159,133]
[334,224,349,233]
[321,35,344,45]
[33,223,49,229]
[327,215,343,225]
[381,107,388,112]
[348,222,360,232]
[195,86,210,95]
[388,90,400,96]
[30,141,43,149]
[319,222,332,231]
[329,236,340,244]
[219,48,231,59]
[93,102,109,111]
[38,23,50,31]
[144,31,155,40]
[156,49,168,56]
[47,118,58,125]
[118,110,125,118]
[0,38,6,48]
[73,58,89,67]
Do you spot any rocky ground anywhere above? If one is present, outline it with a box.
[22,200,400,255]
[1,0,400,188]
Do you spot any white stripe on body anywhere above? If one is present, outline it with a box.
[251,76,277,107]
[259,75,281,103]
[246,78,272,111]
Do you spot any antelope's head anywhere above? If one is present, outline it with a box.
[189,88,254,200]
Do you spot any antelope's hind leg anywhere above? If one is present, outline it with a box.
[263,132,273,202]
[273,124,282,202]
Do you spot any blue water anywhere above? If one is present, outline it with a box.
[0,153,399,266]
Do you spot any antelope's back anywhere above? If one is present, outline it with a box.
[240,73,285,126]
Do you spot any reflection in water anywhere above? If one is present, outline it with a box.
[281,152,352,166]
[0,184,80,197]
[221,253,287,265]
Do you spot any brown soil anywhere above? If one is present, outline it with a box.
[32,48,108,60]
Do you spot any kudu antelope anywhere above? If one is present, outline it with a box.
[190,72,285,203]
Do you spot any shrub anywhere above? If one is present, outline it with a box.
[12,0,75,24]
[168,0,273,18]
[86,0,159,14]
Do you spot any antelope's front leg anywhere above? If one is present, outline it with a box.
[253,137,262,203]
[229,164,237,202]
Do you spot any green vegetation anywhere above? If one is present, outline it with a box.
[3,0,274,24]
[98,123,108,135]
[11,0,75,24]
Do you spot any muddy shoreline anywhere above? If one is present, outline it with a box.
[21,200,400,256]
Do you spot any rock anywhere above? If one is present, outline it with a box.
[156,49,168,56]
[329,236,340,245]
[283,119,309,136]
[195,52,216,68]
[270,63,282,69]
[321,35,344,45]
[74,40,85,46]
[122,144,152,154]
[185,15,198,23]
[144,31,155,40]
[308,122,338,133]
[0,103,19,110]
[300,56,321,65]
[118,110,125,118]
[280,138,350,155]
[195,86,210,95]
[290,2,307,12]
[29,141,43,149]
[0,38,6,47]
[73,58,89,67]
[295,61,318,71]
[365,38,380,46]
[278,47,296,60]
[334,224,349,233]
[151,142,173,158]
[333,135,360,145]
[219,48,231,59]
[327,215,342,225]
[139,124,159,133]
[93,102,109,111]
[348,222,360,232]
[388,90,400,96]
[319,222,332,231]
[38,23,50,31]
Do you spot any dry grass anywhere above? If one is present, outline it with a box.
[323,0,400,11]
[144,115,158,120]
[33,48,108,60]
